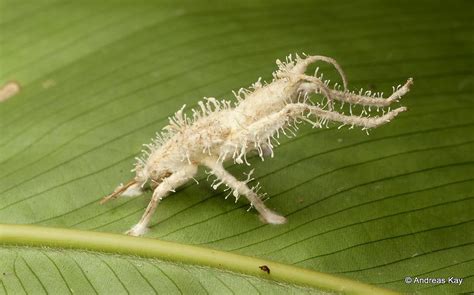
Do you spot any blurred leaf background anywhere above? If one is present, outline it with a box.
[0,0,473,294]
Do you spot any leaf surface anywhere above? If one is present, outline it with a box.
[0,0,473,294]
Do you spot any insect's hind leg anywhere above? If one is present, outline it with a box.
[299,78,413,108]
[286,103,407,130]
[242,102,405,137]
[126,165,197,236]
[286,55,348,90]
[203,159,287,224]
[331,78,413,107]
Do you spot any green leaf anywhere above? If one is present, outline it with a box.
[0,0,473,294]
[0,225,393,294]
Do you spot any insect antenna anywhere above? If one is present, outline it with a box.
[100,179,138,204]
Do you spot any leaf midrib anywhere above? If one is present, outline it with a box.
[0,224,398,295]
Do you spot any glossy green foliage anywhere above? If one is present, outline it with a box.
[0,0,473,294]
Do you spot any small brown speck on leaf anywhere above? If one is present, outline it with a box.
[259,265,270,274]
[0,81,20,102]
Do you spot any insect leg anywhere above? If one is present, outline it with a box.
[126,165,197,236]
[285,103,407,129]
[333,78,413,107]
[295,74,336,109]
[289,55,348,90]
[238,100,405,144]
[301,78,413,108]
[203,159,287,224]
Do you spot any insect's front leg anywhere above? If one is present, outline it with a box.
[126,165,197,236]
[203,159,287,224]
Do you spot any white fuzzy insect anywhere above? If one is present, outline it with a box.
[100,54,413,236]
